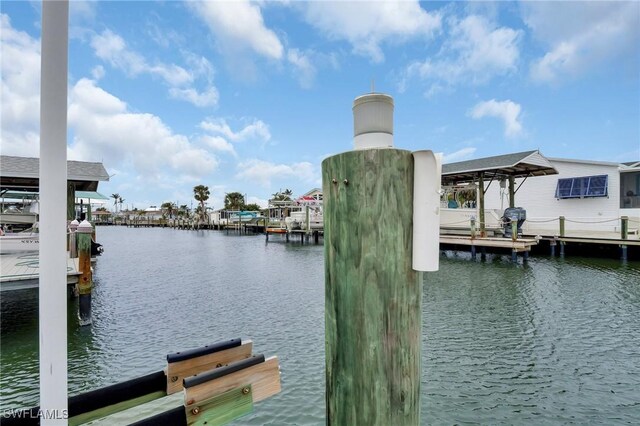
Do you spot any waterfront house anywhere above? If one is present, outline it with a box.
[480,157,638,235]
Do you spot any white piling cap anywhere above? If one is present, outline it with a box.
[69,219,79,230]
[77,219,93,233]
[353,93,394,150]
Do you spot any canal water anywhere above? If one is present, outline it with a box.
[1,227,639,424]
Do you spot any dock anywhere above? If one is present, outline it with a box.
[0,252,80,292]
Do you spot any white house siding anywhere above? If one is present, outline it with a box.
[483,159,624,235]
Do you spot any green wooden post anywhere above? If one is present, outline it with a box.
[478,173,486,237]
[621,216,628,240]
[559,216,565,237]
[508,176,515,208]
[77,220,93,326]
[323,149,421,425]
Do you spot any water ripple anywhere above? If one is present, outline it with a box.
[2,228,639,424]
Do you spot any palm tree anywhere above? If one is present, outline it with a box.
[224,192,245,210]
[193,185,210,222]
[178,204,190,218]
[161,201,177,219]
[118,197,125,213]
[111,193,120,214]
[271,189,293,201]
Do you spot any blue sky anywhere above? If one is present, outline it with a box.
[2,1,639,210]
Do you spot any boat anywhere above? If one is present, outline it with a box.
[0,231,39,254]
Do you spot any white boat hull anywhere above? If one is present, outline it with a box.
[0,234,39,254]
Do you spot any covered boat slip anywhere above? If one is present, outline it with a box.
[441,150,557,235]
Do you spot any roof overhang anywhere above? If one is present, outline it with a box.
[442,150,558,185]
[0,155,109,191]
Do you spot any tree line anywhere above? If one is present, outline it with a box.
[103,187,293,221]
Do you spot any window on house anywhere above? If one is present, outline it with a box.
[555,175,608,199]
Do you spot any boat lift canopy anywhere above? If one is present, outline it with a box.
[440,150,557,236]
[0,155,109,191]
[442,150,557,185]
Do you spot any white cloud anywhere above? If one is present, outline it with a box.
[67,78,217,179]
[236,159,315,188]
[200,118,271,143]
[443,147,477,163]
[200,135,236,156]
[0,14,41,157]
[169,87,219,108]
[299,1,440,63]
[188,0,283,60]
[523,2,639,83]
[90,29,219,107]
[403,14,521,93]
[91,65,105,80]
[469,99,523,138]
[287,48,316,89]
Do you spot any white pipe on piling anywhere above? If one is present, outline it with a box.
[412,150,442,272]
[39,0,69,424]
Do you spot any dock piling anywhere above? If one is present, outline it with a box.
[620,216,628,261]
[323,148,421,425]
[77,220,93,326]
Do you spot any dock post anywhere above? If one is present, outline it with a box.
[523,250,529,263]
[285,232,289,243]
[323,148,421,425]
[512,249,517,263]
[511,220,517,242]
[480,246,486,261]
[69,219,79,259]
[478,172,486,237]
[620,216,628,261]
[471,245,476,260]
[314,230,319,244]
[77,220,93,326]
[559,215,565,237]
[560,242,565,257]
[470,217,476,239]
[550,239,556,256]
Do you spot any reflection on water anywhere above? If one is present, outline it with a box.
[2,227,639,424]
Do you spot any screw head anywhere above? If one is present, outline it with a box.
[343,179,349,185]
[332,178,337,184]
[192,407,200,415]
[242,387,250,395]
[170,376,178,383]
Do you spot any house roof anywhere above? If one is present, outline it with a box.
[442,150,558,185]
[0,155,109,191]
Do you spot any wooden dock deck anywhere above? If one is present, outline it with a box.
[440,235,538,252]
[0,252,80,292]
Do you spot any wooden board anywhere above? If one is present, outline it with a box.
[186,385,253,426]
[166,341,253,395]
[81,392,183,425]
[184,356,280,406]
[322,149,421,425]
[439,236,537,250]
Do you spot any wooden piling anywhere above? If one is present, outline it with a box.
[323,149,421,426]
[470,217,476,239]
[77,220,93,325]
[559,216,565,237]
[478,172,486,237]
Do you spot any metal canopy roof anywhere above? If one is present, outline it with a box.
[442,150,558,185]
[0,155,109,191]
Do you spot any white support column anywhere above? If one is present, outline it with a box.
[39,1,69,424]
